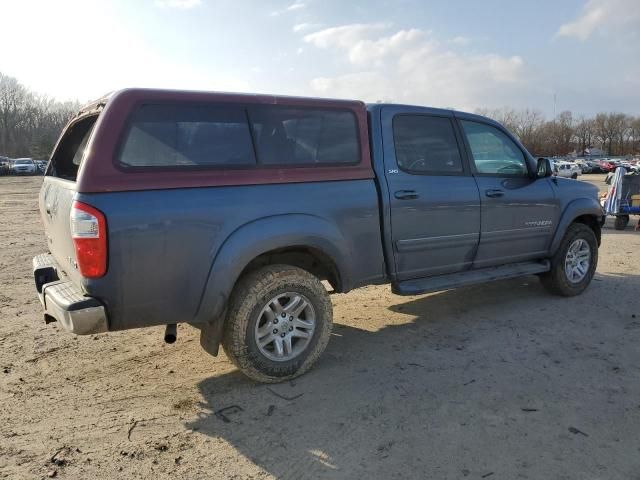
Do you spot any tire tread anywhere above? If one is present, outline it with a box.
[221,264,332,383]
[540,223,598,297]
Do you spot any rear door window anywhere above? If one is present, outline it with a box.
[248,107,360,165]
[119,104,256,168]
[392,115,464,174]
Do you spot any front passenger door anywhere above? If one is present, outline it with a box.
[458,119,559,268]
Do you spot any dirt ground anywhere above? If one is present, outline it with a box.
[1,174,639,480]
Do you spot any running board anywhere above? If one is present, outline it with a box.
[392,260,551,296]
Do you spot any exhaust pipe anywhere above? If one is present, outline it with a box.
[164,323,177,344]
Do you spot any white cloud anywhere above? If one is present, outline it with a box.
[304,23,388,50]
[305,24,428,67]
[293,22,322,33]
[556,0,640,40]
[303,24,528,110]
[155,0,202,8]
[450,35,471,46]
[270,2,306,16]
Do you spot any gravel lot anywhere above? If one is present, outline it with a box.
[1,174,640,479]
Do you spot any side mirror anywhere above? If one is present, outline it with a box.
[536,158,552,178]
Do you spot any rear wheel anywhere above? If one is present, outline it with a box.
[571,173,578,179]
[540,223,598,296]
[614,215,629,231]
[222,264,333,383]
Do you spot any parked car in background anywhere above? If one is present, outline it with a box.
[586,160,604,173]
[11,158,37,175]
[34,160,47,174]
[0,156,10,175]
[33,88,603,382]
[598,160,614,173]
[554,161,581,179]
[619,161,635,172]
[575,159,592,173]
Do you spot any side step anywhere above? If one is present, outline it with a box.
[392,260,551,296]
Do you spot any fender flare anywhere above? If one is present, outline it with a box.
[548,197,604,255]
[193,213,352,326]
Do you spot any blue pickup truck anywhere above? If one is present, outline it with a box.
[34,88,603,382]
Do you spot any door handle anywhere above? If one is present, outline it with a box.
[394,190,419,200]
[485,189,504,198]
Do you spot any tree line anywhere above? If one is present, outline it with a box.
[0,72,80,159]
[476,107,640,157]
[1,71,639,160]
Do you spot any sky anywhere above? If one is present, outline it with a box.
[1,0,639,117]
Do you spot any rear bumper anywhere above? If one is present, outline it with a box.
[33,253,109,335]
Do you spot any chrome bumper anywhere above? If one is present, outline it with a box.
[33,254,108,335]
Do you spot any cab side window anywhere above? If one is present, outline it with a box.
[392,115,464,174]
[461,120,528,176]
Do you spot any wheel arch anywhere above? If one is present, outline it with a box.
[194,214,351,327]
[548,198,603,255]
[238,246,342,292]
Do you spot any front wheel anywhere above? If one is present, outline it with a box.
[222,265,333,383]
[540,223,598,296]
[571,173,578,179]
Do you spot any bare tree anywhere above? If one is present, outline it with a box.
[593,113,628,155]
[475,107,520,134]
[630,117,640,154]
[549,111,574,156]
[514,109,546,153]
[0,73,30,156]
[477,108,639,157]
[574,116,595,155]
[475,107,546,154]
[609,113,628,156]
[0,72,80,159]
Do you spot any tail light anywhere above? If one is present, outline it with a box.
[70,201,107,278]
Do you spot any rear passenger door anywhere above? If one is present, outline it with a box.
[381,107,481,280]
[457,117,559,268]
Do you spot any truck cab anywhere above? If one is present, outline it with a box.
[370,104,561,284]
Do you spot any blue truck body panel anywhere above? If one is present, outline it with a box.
[77,180,385,330]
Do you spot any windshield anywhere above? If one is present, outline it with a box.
[15,160,32,165]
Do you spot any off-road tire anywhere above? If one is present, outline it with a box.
[540,223,598,297]
[222,264,333,383]
[614,215,629,231]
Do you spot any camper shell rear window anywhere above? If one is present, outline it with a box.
[48,115,98,181]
